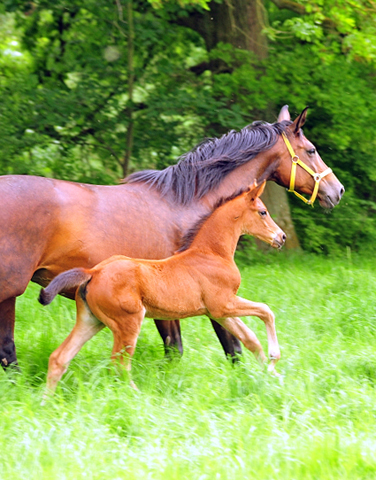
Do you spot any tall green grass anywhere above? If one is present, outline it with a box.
[1,253,376,479]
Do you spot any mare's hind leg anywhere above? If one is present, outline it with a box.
[210,319,242,362]
[0,297,18,369]
[46,299,104,393]
[154,318,242,362]
[154,319,183,357]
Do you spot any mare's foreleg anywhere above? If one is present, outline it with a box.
[46,300,104,393]
[216,297,280,373]
[210,319,242,362]
[154,319,183,357]
[0,297,18,369]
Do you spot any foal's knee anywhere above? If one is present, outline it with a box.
[260,304,275,324]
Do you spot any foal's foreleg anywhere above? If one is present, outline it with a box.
[215,317,267,367]
[217,297,280,373]
[46,304,104,393]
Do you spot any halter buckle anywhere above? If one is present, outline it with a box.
[313,173,321,182]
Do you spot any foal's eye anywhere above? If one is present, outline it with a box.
[307,148,316,155]
[259,210,267,217]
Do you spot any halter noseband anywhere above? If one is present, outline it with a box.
[282,132,332,206]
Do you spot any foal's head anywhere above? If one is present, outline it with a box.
[240,181,286,249]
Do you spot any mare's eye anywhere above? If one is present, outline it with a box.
[307,148,316,155]
[259,210,267,217]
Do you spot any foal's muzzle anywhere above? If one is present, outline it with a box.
[272,231,286,249]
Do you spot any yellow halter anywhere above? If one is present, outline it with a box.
[282,132,332,206]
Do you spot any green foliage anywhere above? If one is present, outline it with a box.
[0,2,211,181]
[1,0,376,251]
[266,0,376,64]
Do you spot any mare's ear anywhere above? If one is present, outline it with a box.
[277,105,290,122]
[289,107,309,135]
[247,180,266,202]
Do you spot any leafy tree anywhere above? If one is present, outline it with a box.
[1,0,376,253]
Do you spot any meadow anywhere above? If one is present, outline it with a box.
[1,252,376,479]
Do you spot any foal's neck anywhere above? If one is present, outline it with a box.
[188,197,245,259]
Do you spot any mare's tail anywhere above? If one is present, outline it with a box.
[38,268,92,306]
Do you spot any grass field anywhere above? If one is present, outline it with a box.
[1,252,376,479]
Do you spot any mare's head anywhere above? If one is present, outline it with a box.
[241,181,286,249]
[276,106,344,209]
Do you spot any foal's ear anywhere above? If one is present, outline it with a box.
[247,180,266,202]
[289,107,309,135]
[277,105,290,122]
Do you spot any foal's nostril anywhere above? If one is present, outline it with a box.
[340,186,345,198]
[282,233,286,243]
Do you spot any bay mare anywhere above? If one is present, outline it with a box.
[39,182,286,391]
[0,106,344,368]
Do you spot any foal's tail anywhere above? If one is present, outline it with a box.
[38,268,92,306]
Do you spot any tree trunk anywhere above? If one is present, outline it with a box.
[116,0,135,177]
[181,0,267,57]
[176,0,300,249]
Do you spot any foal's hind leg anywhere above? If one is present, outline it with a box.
[46,299,104,393]
[105,311,144,389]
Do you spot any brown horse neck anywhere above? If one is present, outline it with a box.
[187,197,245,259]
[201,144,281,209]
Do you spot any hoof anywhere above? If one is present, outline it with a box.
[130,380,139,391]
[2,360,20,372]
[267,356,280,373]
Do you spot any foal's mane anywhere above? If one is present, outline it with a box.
[125,120,291,205]
[177,187,248,253]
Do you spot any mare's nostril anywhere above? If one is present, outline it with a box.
[340,186,345,198]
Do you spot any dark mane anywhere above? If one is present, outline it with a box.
[177,188,248,253]
[125,120,291,205]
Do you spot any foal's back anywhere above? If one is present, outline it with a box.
[85,251,222,322]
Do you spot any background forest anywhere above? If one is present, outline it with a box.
[2,3,376,478]
[1,0,376,253]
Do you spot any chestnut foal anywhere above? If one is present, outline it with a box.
[39,181,286,391]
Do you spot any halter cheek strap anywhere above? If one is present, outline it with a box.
[282,132,332,206]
